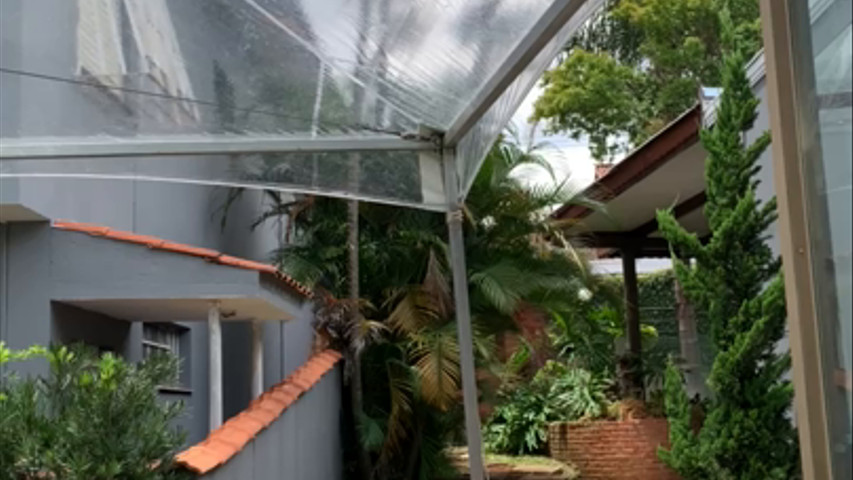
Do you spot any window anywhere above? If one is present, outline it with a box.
[142,322,186,388]
[76,0,199,122]
[76,0,127,93]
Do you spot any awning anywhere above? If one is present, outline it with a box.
[553,105,709,257]
[49,221,310,322]
[0,0,605,211]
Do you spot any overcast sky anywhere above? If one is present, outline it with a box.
[509,83,597,190]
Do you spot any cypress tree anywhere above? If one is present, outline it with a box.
[655,38,799,479]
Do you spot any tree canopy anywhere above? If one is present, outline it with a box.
[532,0,763,162]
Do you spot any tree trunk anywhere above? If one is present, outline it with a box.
[348,161,373,479]
[403,420,424,480]
[675,278,704,398]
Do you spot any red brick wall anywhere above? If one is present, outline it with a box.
[548,419,680,480]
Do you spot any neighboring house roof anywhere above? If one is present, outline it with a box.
[552,104,708,257]
[175,349,343,474]
[52,220,311,298]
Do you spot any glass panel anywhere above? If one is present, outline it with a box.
[0,0,556,140]
[798,0,853,476]
[0,147,445,210]
[143,322,182,386]
[0,0,583,209]
[456,0,604,197]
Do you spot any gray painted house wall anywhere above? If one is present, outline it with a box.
[0,1,341,467]
[206,367,343,480]
[0,220,323,448]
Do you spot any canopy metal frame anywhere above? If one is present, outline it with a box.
[0,2,598,478]
[0,135,436,160]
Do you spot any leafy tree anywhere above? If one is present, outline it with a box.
[654,42,798,479]
[0,343,187,480]
[533,0,763,162]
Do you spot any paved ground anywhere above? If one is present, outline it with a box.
[447,448,580,480]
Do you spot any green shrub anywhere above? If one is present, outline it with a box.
[0,342,188,479]
[483,383,555,455]
[484,361,612,455]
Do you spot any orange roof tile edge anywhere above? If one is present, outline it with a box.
[52,220,312,298]
[175,349,343,475]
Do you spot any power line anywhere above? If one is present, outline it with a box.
[0,66,408,137]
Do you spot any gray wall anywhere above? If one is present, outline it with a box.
[51,302,132,355]
[206,366,343,480]
[0,222,324,449]
[744,75,781,257]
[0,0,340,472]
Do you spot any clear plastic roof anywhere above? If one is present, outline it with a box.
[0,0,599,210]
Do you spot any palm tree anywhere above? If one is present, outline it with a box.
[247,129,602,479]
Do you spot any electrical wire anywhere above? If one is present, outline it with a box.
[0,66,410,137]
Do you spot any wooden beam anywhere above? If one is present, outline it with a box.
[577,233,672,250]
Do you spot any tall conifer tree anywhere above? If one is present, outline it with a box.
[655,34,798,480]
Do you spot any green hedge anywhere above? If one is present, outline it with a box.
[603,270,713,386]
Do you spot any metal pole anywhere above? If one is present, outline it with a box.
[443,148,486,480]
[443,0,601,146]
[758,1,835,477]
[208,301,223,430]
[0,134,433,160]
[251,319,264,399]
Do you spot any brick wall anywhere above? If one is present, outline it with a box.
[548,419,680,480]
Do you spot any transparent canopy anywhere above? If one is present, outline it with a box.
[0,0,600,210]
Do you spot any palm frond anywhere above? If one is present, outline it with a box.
[408,323,461,412]
[379,359,416,463]
[356,411,386,453]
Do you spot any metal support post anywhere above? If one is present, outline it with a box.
[251,319,264,399]
[443,148,486,480]
[208,301,223,430]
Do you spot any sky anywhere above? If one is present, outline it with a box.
[509,83,597,191]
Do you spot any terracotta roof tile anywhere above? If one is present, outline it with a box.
[159,242,220,259]
[51,220,310,298]
[256,392,289,411]
[202,438,239,460]
[212,425,253,451]
[254,397,286,417]
[276,383,303,402]
[229,412,265,433]
[268,391,296,408]
[246,407,279,428]
[175,349,342,475]
[175,446,222,474]
[289,375,314,391]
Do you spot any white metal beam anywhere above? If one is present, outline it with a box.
[0,134,434,160]
[251,320,264,399]
[443,0,592,146]
[208,301,223,431]
[443,148,485,480]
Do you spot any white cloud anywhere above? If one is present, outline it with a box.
[510,83,596,191]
